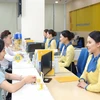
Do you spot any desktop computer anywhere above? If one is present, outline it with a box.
[26,42,45,60]
[26,42,45,53]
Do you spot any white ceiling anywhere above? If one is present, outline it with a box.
[0,0,72,4]
[0,0,18,3]
[45,0,73,4]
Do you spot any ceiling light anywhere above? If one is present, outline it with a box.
[55,1,58,3]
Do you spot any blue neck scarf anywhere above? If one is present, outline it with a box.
[48,38,55,47]
[87,54,100,72]
[61,42,71,56]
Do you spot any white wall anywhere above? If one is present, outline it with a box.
[66,0,100,44]
[45,4,66,32]
[18,15,21,32]
[0,2,17,34]
[22,0,44,42]
[54,4,65,31]
[45,4,53,29]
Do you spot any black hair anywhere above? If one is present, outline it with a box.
[89,31,100,43]
[47,29,57,37]
[44,29,48,33]
[0,39,4,52]
[0,30,11,39]
[61,30,75,41]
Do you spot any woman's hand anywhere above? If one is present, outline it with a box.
[23,75,36,84]
[77,81,88,89]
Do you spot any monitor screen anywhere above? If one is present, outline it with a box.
[41,51,52,76]
[26,42,45,53]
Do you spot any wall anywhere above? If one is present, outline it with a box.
[45,4,66,32]
[45,4,53,29]
[66,0,100,45]
[18,15,21,32]
[22,0,44,42]
[70,3,100,31]
[0,2,17,34]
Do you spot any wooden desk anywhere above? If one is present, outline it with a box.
[12,53,100,100]
[46,68,100,100]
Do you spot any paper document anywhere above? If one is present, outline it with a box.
[55,76,79,83]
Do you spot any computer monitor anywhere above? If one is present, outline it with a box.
[24,38,31,40]
[26,42,45,53]
[41,51,52,76]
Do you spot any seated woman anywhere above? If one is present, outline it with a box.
[78,31,100,93]
[59,30,75,68]
[0,39,36,100]
[45,29,57,49]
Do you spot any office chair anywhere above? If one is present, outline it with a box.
[66,62,77,75]
[58,41,64,52]
[74,37,85,48]
[76,48,89,77]
[56,40,60,49]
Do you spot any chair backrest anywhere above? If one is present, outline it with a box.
[74,37,84,48]
[66,62,77,75]
[58,42,64,52]
[56,40,60,49]
[77,48,89,77]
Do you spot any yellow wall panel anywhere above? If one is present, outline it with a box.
[70,3,100,31]
[70,11,77,31]
[76,6,93,31]
[76,8,85,31]
[92,3,100,31]
[83,6,93,31]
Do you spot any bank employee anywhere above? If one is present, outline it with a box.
[45,29,57,49]
[59,30,75,68]
[78,31,100,93]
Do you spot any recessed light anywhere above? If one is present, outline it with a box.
[55,1,58,3]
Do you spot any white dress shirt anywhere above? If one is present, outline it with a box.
[0,46,16,70]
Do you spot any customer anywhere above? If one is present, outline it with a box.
[0,39,36,100]
[0,30,17,70]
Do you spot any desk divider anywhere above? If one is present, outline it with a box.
[34,49,55,75]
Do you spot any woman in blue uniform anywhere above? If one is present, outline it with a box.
[78,31,100,93]
[59,30,75,68]
[45,29,57,49]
